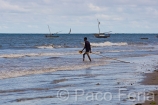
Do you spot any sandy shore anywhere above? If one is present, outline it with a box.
[138,70,158,105]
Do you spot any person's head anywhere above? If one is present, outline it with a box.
[84,37,87,41]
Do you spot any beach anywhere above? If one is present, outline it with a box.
[0,34,158,105]
[138,70,158,105]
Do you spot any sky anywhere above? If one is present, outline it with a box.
[0,0,158,33]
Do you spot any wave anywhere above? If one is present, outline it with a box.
[91,41,128,47]
[36,44,54,49]
[106,50,134,53]
[0,52,77,58]
[0,59,108,79]
[0,53,40,58]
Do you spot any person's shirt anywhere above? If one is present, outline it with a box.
[84,40,91,52]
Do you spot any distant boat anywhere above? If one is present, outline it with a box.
[140,38,148,39]
[94,33,110,38]
[45,25,59,37]
[45,34,59,37]
[69,28,71,34]
[156,35,158,38]
[94,19,111,38]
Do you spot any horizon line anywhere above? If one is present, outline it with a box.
[0,32,158,34]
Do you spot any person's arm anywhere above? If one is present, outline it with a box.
[81,42,86,52]
[89,44,92,53]
[81,46,85,52]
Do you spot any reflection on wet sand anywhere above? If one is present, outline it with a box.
[16,95,56,102]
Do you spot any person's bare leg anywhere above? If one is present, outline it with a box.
[87,52,91,61]
[83,53,86,61]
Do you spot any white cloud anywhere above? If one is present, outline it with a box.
[43,0,51,4]
[117,7,124,12]
[0,25,8,29]
[0,0,28,12]
[27,25,39,28]
[88,3,107,12]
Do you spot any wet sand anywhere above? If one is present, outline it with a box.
[139,70,158,105]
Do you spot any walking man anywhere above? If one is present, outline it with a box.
[80,37,92,61]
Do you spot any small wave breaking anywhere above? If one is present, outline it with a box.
[0,59,108,79]
[36,45,54,49]
[91,41,128,47]
[0,52,77,58]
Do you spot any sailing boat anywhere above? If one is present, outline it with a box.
[69,28,71,34]
[45,25,59,37]
[94,19,111,38]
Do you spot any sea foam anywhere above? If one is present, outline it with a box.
[91,41,128,47]
[0,59,108,79]
[36,45,54,49]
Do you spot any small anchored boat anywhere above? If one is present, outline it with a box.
[45,25,59,37]
[140,38,148,40]
[94,19,111,38]
[45,34,59,37]
[94,33,110,38]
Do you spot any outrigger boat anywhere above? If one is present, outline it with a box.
[45,25,59,37]
[94,19,111,38]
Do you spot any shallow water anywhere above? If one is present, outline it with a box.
[0,55,158,105]
[0,34,158,104]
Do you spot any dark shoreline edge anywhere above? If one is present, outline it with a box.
[137,70,158,105]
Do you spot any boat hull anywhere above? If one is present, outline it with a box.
[45,34,59,37]
[94,33,110,38]
[140,38,148,39]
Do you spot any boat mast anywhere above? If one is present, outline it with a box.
[48,25,52,35]
[97,19,100,34]
[69,28,71,34]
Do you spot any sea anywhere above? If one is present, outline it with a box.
[0,33,158,105]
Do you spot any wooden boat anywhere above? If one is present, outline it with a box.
[94,33,110,38]
[45,25,59,37]
[94,19,111,38]
[140,38,148,39]
[45,34,59,37]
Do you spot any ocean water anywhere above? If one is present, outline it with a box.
[0,33,157,78]
[0,33,158,105]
